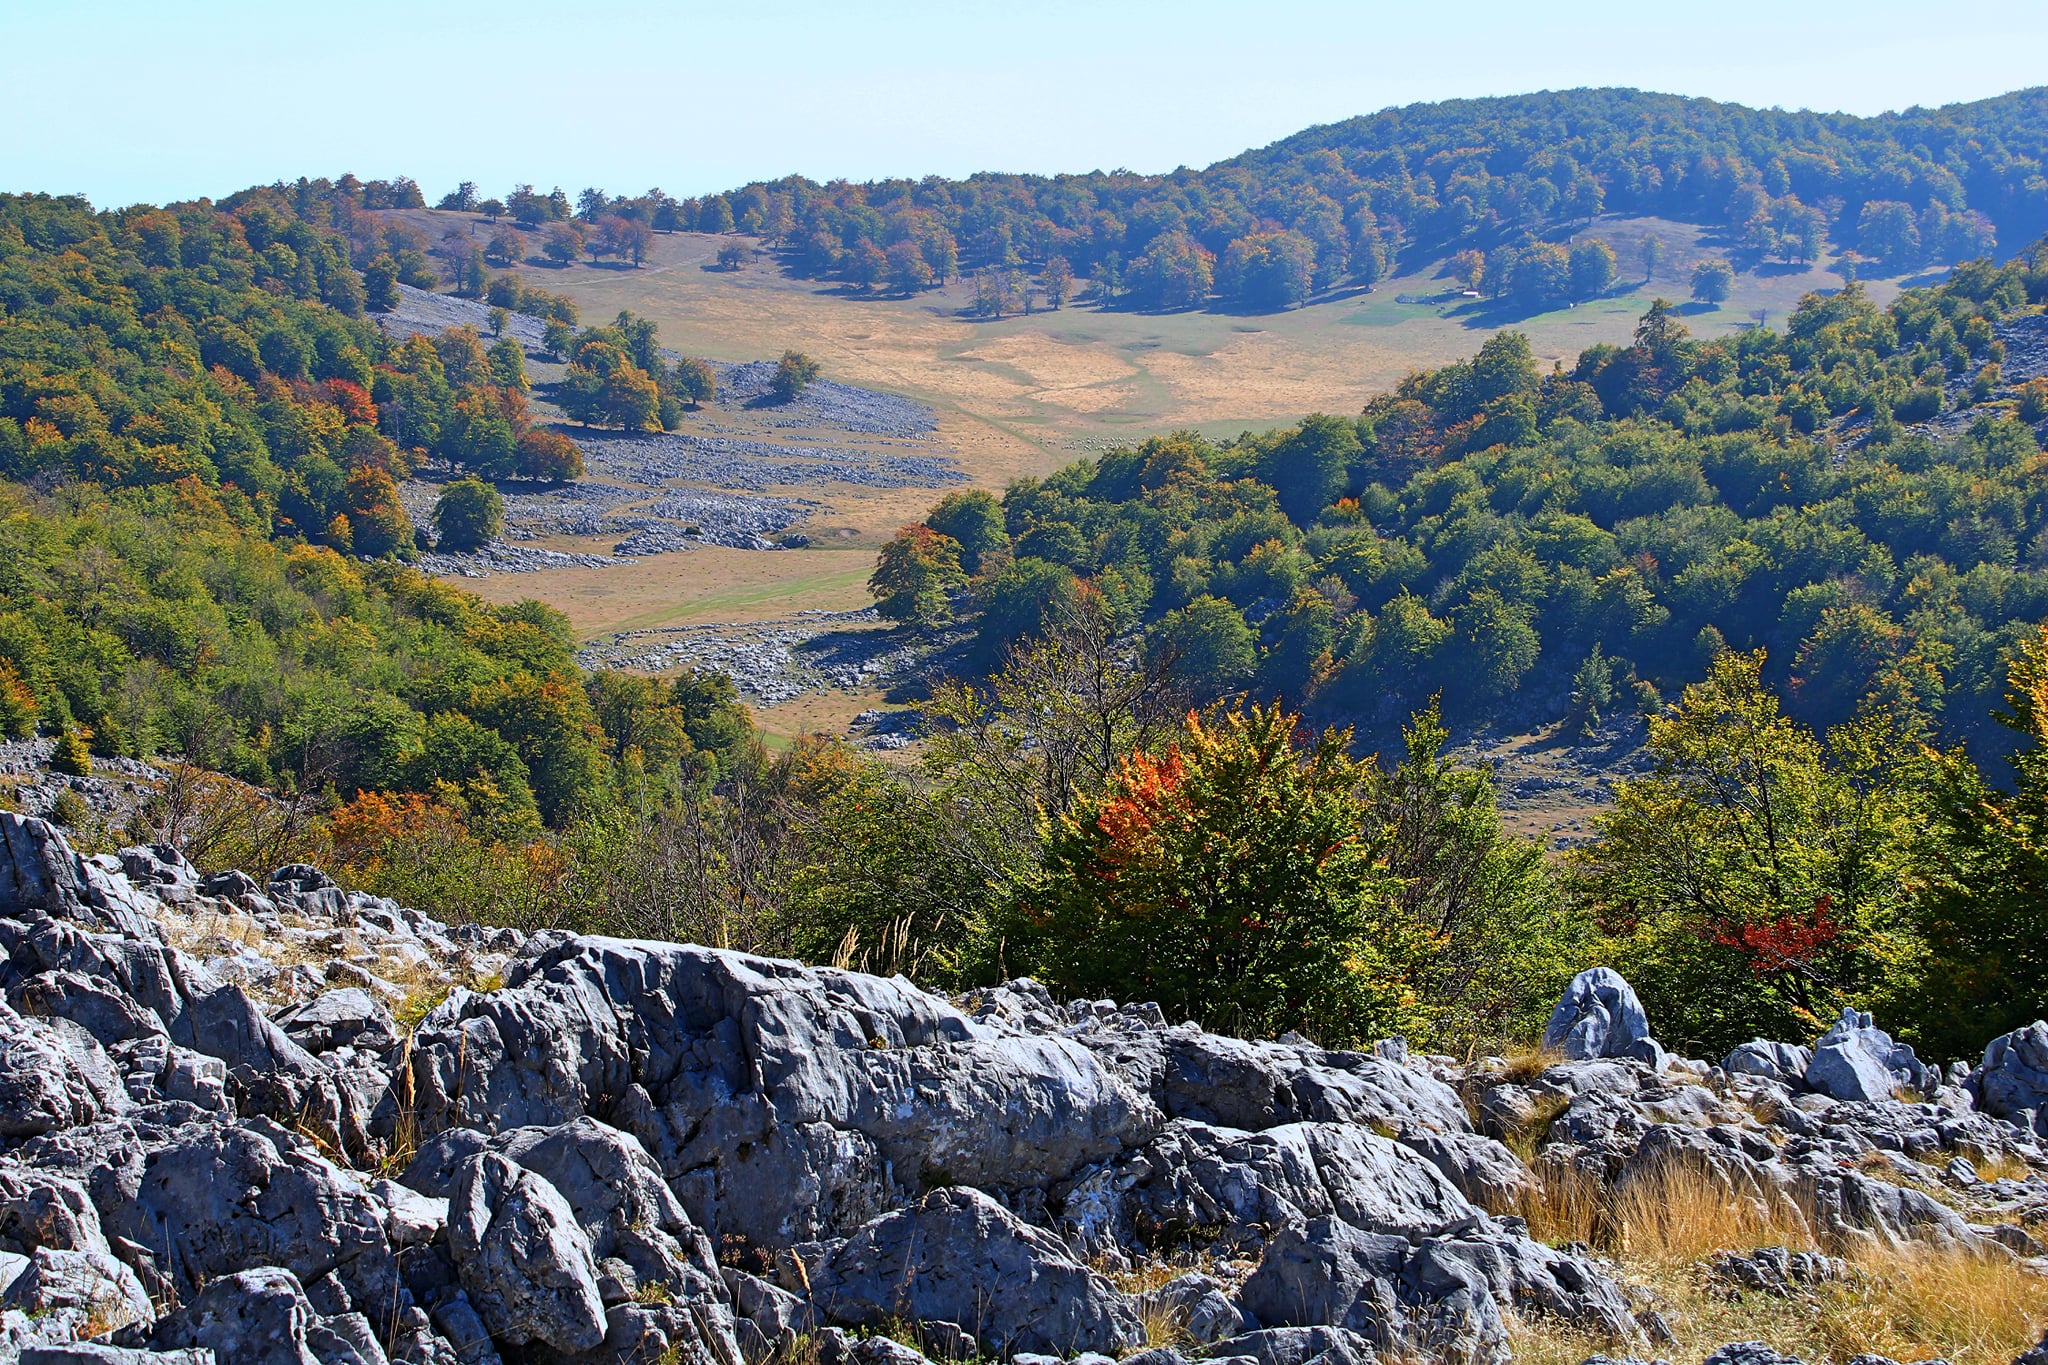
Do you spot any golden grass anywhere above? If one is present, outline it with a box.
[1507,1156,2047,1365]
[1503,1092,1573,1165]
[1970,1150,2034,1184]
[1513,1244,2043,1365]
[1500,1045,1567,1084]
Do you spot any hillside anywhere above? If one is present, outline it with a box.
[2,135,2048,1365]
[876,246,2048,770]
[657,86,2046,312]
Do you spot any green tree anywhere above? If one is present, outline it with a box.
[1909,625,2048,1057]
[770,350,820,402]
[923,489,1009,575]
[542,223,583,266]
[885,241,934,295]
[1042,255,1073,309]
[1149,595,1256,697]
[1691,258,1736,304]
[487,336,527,390]
[869,525,967,625]
[363,255,400,312]
[1574,650,1923,1053]
[1261,412,1360,526]
[672,356,717,406]
[1857,200,1922,269]
[1641,233,1664,282]
[434,477,504,552]
[1568,239,1618,299]
[1363,703,1573,1049]
[1126,231,1214,310]
[1025,703,1418,1044]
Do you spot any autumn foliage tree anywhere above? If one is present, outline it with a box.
[1025,703,1420,1044]
[516,428,584,482]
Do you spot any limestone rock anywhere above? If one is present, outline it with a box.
[1724,1040,1812,1087]
[1805,1009,1930,1104]
[1,1246,153,1335]
[446,1151,607,1354]
[809,1186,1141,1357]
[1542,968,1655,1063]
[151,1266,320,1365]
[1969,1021,2048,1136]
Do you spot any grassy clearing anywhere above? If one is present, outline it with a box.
[458,546,880,639]
[1511,1245,2043,1365]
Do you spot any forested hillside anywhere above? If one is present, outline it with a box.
[611,86,2048,310]
[876,243,2048,763]
[0,189,754,853]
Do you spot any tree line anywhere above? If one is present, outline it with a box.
[598,87,2036,311]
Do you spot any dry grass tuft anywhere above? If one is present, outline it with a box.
[1969,1150,2033,1184]
[1608,1164,1811,1266]
[1512,1158,2045,1365]
[1500,1044,1566,1084]
[1136,1297,1193,1351]
[1503,1091,1573,1164]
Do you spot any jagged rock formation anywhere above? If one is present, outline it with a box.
[0,813,2036,1364]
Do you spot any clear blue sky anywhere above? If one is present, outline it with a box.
[7,0,2045,209]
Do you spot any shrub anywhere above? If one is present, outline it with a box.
[516,429,584,483]
[770,351,819,402]
[434,478,504,552]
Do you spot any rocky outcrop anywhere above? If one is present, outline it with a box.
[0,816,2031,1364]
[405,937,1160,1246]
[1970,1020,2048,1136]
[447,1151,608,1353]
[809,1187,1141,1356]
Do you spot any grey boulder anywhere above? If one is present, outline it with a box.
[1968,1020,2048,1135]
[151,1266,319,1365]
[1238,1217,1507,1365]
[21,1347,214,1364]
[1149,1029,1473,1134]
[1804,1009,1929,1104]
[0,815,163,941]
[1542,968,1655,1062]
[1724,1040,1813,1086]
[1240,1214,1634,1363]
[87,1118,400,1311]
[1110,1120,1484,1243]
[809,1186,1141,1356]
[1211,1326,1379,1365]
[412,1117,742,1365]
[1,1246,154,1335]
[273,989,398,1056]
[1133,1273,1245,1344]
[446,1151,607,1354]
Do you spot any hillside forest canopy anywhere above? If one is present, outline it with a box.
[1,125,2047,1071]
[877,246,2048,765]
[467,87,2048,311]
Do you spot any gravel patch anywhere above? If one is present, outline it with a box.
[715,360,939,437]
[573,430,963,491]
[577,609,936,705]
[418,543,624,576]
[374,283,553,352]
